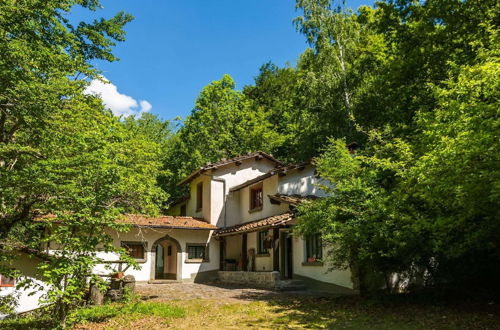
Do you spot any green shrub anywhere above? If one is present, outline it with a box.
[70,304,121,323]
[127,302,185,318]
[0,316,55,330]
[69,301,185,325]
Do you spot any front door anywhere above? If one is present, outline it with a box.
[155,244,164,278]
[280,231,293,279]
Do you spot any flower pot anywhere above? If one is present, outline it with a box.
[112,272,124,279]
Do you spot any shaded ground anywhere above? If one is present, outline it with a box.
[73,282,500,329]
[2,282,499,329]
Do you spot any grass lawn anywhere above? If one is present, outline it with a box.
[1,294,498,329]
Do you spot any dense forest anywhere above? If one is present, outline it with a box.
[0,0,498,324]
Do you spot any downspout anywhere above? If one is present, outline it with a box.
[200,173,227,228]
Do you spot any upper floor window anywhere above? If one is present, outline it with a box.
[180,204,186,216]
[305,234,322,262]
[196,182,203,211]
[121,241,146,260]
[250,183,263,211]
[0,274,15,287]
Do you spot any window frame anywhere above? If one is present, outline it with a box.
[121,241,147,262]
[304,234,323,265]
[185,243,209,263]
[249,183,263,212]
[196,182,203,211]
[0,274,15,287]
[257,230,269,255]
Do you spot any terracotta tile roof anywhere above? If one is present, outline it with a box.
[214,212,294,236]
[178,151,284,186]
[34,213,217,230]
[229,161,311,192]
[119,214,217,230]
[268,193,317,206]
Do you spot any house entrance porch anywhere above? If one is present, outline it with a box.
[216,228,298,289]
[150,235,182,281]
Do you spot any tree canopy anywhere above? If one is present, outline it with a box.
[0,0,167,324]
[0,0,498,322]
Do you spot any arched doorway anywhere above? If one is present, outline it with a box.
[150,235,182,281]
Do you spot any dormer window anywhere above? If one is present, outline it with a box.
[196,182,203,211]
[249,183,263,212]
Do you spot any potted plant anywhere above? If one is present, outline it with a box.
[111,271,124,279]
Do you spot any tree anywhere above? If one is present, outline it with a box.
[0,1,170,325]
[406,48,500,290]
[0,0,133,239]
[164,74,283,201]
[295,0,500,294]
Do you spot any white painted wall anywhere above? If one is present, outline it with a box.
[224,235,242,261]
[210,159,277,227]
[234,174,289,225]
[87,228,219,282]
[173,157,277,226]
[0,253,49,317]
[247,231,273,272]
[278,165,328,197]
[185,175,212,221]
[292,235,353,289]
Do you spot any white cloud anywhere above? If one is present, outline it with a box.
[139,100,152,113]
[85,76,152,117]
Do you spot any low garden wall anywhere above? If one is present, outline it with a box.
[217,271,280,289]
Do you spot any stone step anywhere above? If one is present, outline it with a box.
[147,279,180,284]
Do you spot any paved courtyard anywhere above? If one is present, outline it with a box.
[135,281,291,304]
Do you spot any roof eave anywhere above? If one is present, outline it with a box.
[130,224,216,230]
[177,151,284,186]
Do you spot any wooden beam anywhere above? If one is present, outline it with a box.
[242,233,248,271]
[219,237,225,271]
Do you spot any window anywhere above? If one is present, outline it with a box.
[196,182,203,211]
[250,184,263,211]
[257,230,269,254]
[186,244,208,262]
[0,275,15,287]
[121,242,146,260]
[305,234,322,262]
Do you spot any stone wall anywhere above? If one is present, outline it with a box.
[218,271,280,289]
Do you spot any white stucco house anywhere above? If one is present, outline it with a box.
[2,151,357,315]
[163,151,356,293]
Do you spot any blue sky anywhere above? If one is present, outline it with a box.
[75,1,373,120]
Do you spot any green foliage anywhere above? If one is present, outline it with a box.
[164,74,284,200]
[0,294,18,316]
[70,301,185,324]
[294,0,499,294]
[0,316,55,330]
[0,0,168,325]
